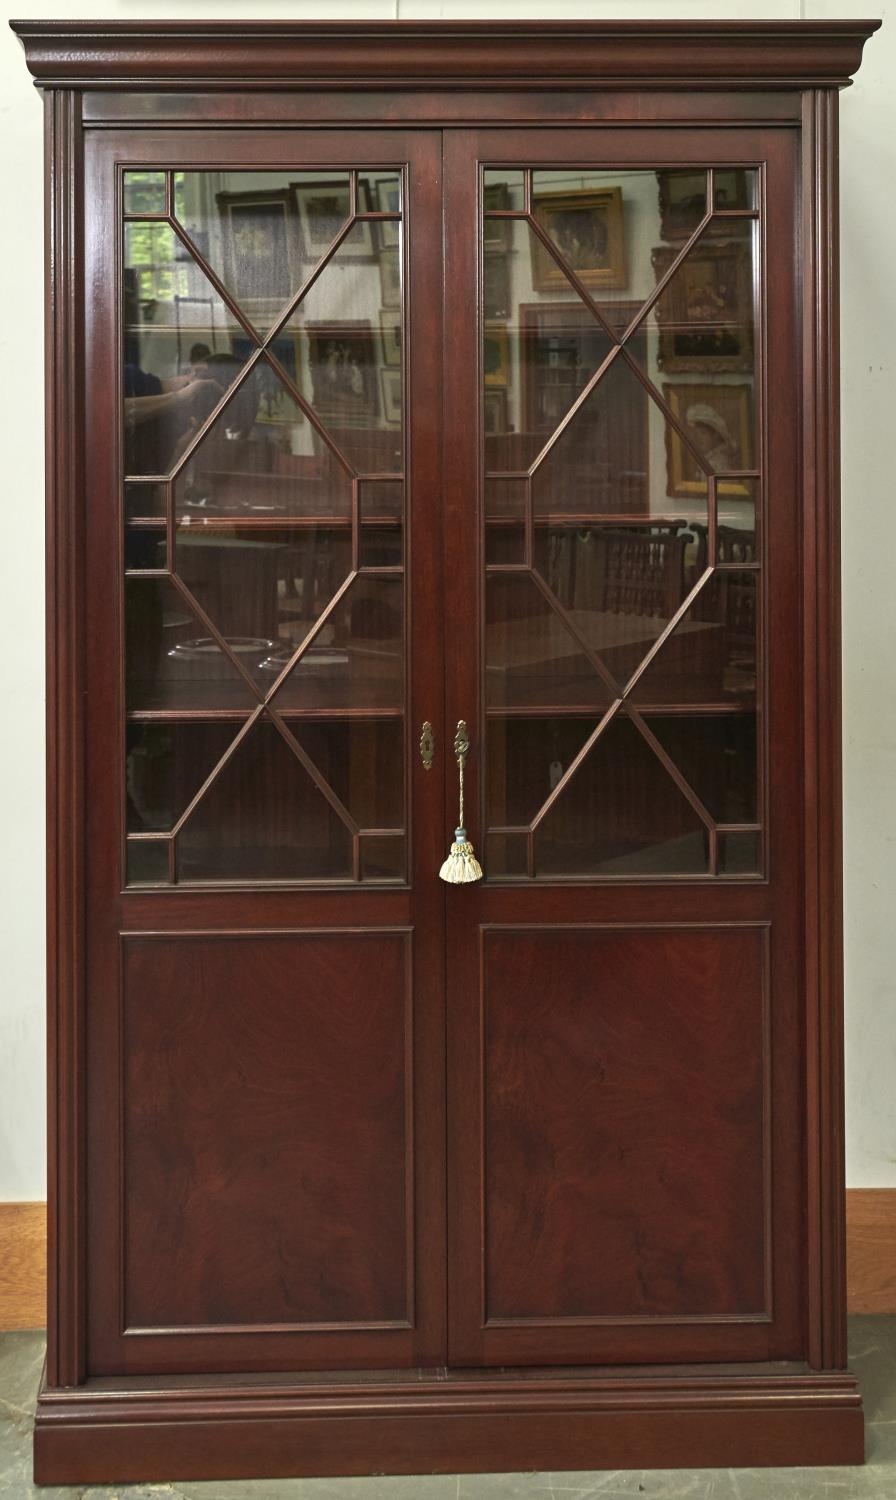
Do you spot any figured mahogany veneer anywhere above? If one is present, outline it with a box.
[13,16,878,1485]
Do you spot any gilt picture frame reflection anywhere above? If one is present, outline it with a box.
[664,382,753,499]
[306,321,379,427]
[215,188,294,313]
[531,187,625,291]
[290,177,373,262]
[659,169,754,241]
[652,241,754,374]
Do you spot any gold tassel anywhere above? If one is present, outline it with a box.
[439,828,484,885]
[440,721,483,884]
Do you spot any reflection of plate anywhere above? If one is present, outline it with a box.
[259,646,349,674]
[168,636,273,661]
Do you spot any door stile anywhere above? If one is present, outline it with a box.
[442,130,487,1361]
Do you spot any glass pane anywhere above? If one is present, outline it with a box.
[719,829,761,875]
[486,573,612,712]
[633,221,756,381]
[487,715,598,828]
[482,162,763,884]
[663,379,756,489]
[360,834,405,882]
[530,524,706,700]
[123,220,255,477]
[283,222,404,474]
[125,526,166,571]
[485,478,527,566]
[125,481,167,520]
[484,168,526,213]
[718,480,758,562]
[177,718,353,883]
[124,171,166,215]
[531,353,708,527]
[286,719,404,830]
[126,722,239,833]
[173,171,351,334]
[272,576,404,713]
[361,172,402,259]
[532,714,709,877]
[124,164,408,887]
[529,167,757,334]
[126,838,170,885]
[173,358,352,523]
[360,480,403,567]
[629,570,758,706]
[483,219,614,473]
[642,712,757,824]
[485,830,529,878]
[660,168,758,240]
[125,576,257,714]
[174,519,353,691]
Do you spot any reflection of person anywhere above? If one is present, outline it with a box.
[124,353,248,474]
[124,365,227,475]
[320,339,365,399]
[686,402,739,472]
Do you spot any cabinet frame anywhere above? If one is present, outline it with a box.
[13,18,878,1482]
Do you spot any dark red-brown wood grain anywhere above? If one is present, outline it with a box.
[13,18,877,1483]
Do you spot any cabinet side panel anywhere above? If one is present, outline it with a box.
[44,86,86,1390]
[801,87,848,1373]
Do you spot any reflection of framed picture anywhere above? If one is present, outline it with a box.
[306,321,378,426]
[663,381,754,498]
[290,177,373,261]
[379,247,401,307]
[659,169,753,240]
[484,388,508,435]
[530,187,625,291]
[374,177,401,249]
[379,308,401,367]
[652,242,753,373]
[215,188,294,308]
[483,253,510,320]
[380,368,402,427]
[483,325,510,387]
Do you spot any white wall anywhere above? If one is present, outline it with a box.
[0,0,892,1199]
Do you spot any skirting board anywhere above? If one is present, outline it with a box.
[2,1192,895,1331]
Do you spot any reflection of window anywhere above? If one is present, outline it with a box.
[126,221,189,306]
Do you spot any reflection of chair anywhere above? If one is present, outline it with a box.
[714,527,757,678]
[717,524,756,567]
[569,526,687,620]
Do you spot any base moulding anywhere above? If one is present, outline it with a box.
[33,1362,865,1482]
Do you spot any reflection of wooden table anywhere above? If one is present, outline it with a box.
[486,608,725,705]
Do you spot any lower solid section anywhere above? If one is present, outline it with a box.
[33,1363,864,1483]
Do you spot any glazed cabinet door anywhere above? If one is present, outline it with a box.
[82,129,446,1375]
[443,128,805,1367]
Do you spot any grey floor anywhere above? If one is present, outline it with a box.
[1,1318,894,1499]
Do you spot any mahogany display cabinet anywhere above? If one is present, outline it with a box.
[12,17,880,1485]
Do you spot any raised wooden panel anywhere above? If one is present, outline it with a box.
[482,925,769,1324]
[121,930,412,1332]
